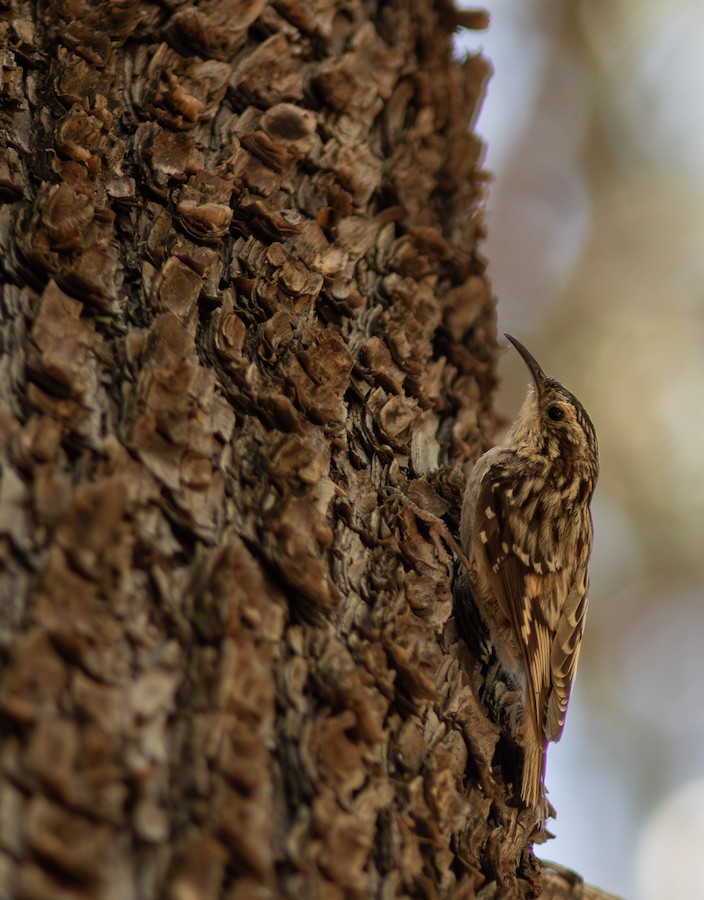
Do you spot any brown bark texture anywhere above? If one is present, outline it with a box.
[540,864,623,900]
[0,1,611,899]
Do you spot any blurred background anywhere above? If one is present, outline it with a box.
[456,3,704,898]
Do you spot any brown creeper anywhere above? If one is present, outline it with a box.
[460,335,599,814]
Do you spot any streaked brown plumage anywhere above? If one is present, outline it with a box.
[460,335,599,814]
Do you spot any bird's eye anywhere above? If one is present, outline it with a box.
[547,405,565,422]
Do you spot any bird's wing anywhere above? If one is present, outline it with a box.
[545,563,589,742]
[474,471,574,745]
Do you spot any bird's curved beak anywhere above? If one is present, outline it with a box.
[505,334,546,401]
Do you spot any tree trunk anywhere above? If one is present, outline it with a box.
[0,2,618,898]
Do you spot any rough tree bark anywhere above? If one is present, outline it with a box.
[0,1,619,898]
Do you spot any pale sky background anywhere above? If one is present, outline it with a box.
[457,3,704,898]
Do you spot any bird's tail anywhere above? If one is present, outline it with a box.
[520,737,546,811]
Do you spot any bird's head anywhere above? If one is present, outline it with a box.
[504,334,599,481]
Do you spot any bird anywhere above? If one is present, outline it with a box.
[459,334,599,816]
